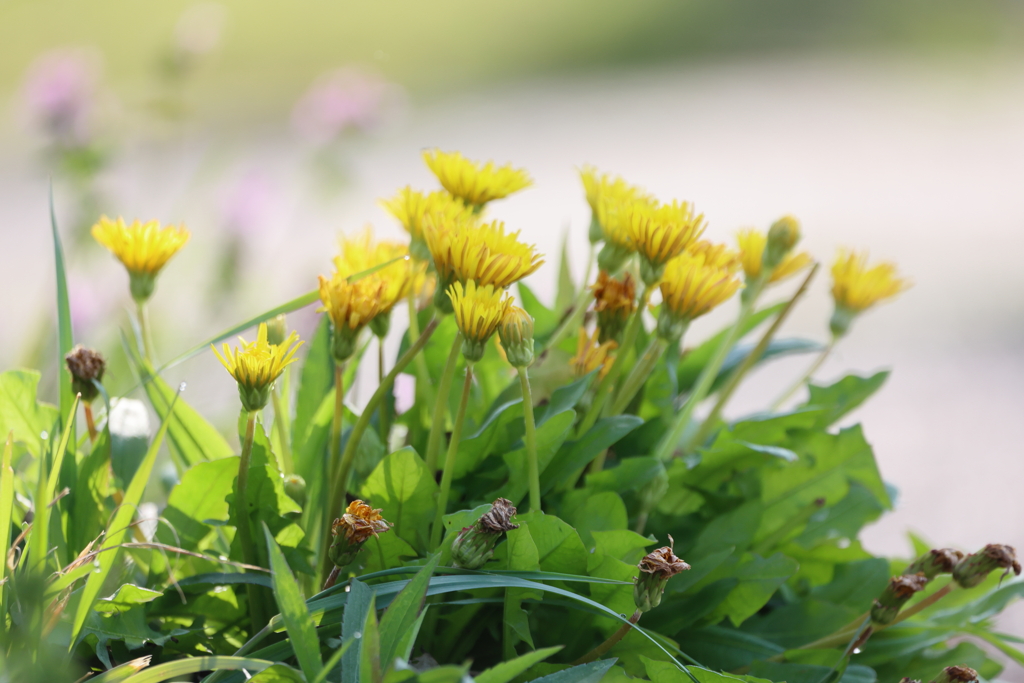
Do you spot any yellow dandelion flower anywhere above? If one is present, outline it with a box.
[91,216,190,301]
[447,280,514,362]
[736,228,813,283]
[334,228,413,328]
[687,240,741,272]
[379,187,470,257]
[571,328,618,379]
[626,200,707,284]
[213,322,302,411]
[829,249,910,337]
[579,166,652,243]
[659,251,743,330]
[318,272,388,361]
[423,149,532,207]
[591,270,637,343]
[424,217,543,311]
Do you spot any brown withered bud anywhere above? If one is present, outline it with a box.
[65,345,106,402]
[328,500,391,568]
[591,270,637,344]
[929,666,979,683]
[451,498,519,569]
[870,573,928,626]
[905,548,964,580]
[634,535,691,612]
[953,544,1022,589]
[899,678,921,683]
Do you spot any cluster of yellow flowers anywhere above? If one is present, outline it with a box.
[89,150,911,408]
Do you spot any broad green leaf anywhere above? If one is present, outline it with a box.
[672,627,782,672]
[362,532,418,575]
[361,447,438,551]
[70,391,177,647]
[796,483,886,549]
[95,584,163,615]
[0,434,13,613]
[570,491,627,548]
[82,605,188,652]
[263,524,323,681]
[157,458,237,551]
[537,372,595,425]
[513,511,588,576]
[707,552,799,626]
[503,523,542,655]
[530,659,618,683]
[750,661,875,683]
[805,371,889,429]
[457,398,524,478]
[501,409,575,504]
[541,416,643,493]
[0,370,59,457]
[378,555,439,669]
[718,338,823,385]
[477,646,563,683]
[810,558,890,611]
[586,456,664,494]
[519,281,559,338]
[740,598,861,649]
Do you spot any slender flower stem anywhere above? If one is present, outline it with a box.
[425,333,463,473]
[136,300,156,362]
[571,610,641,665]
[430,364,474,550]
[653,277,765,462]
[83,403,98,443]
[236,411,269,633]
[407,289,433,429]
[772,336,836,411]
[320,361,345,581]
[689,264,818,450]
[543,243,596,353]
[270,385,294,475]
[609,336,669,417]
[378,337,388,444]
[577,285,651,438]
[518,366,541,512]
[322,318,439,578]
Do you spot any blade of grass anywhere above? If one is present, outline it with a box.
[69,385,181,648]
[119,657,276,683]
[45,394,79,496]
[49,185,75,459]
[263,523,323,681]
[378,555,440,669]
[312,639,355,683]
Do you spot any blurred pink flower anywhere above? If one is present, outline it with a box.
[221,170,275,237]
[290,67,402,144]
[68,273,115,335]
[23,49,100,146]
[394,373,416,415]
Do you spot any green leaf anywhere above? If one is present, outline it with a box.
[457,398,524,478]
[541,416,643,493]
[249,665,308,682]
[0,434,13,614]
[50,188,76,483]
[45,393,79,499]
[157,458,237,551]
[294,317,334,454]
[379,555,439,669]
[707,553,799,626]
[177,572,274,589]
[570,491,628,548]
[70,390,178,647]
[519,281,559,338]
[804,372,889,429]
[501,409,575,504]
[85,656,153,683]
[718,338,824,385]
[0,370,59,457]
[342,580,375,683]
[477,646,563,683]
[264,524,323,681]
[105,657,276,683]
[512,511,588,576]
[503,523,542,655]
[95,584,163,615]
[586,457,664,494]
[538,373,595,425]
[529,659,618,683]
[360,594,382,683]
[555,231,576,316]
[672,627,783,672]
[810,559,890,611]
[361,447,438,551]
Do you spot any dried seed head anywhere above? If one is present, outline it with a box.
[634,535,691,613]
[479,498,519,534]
[930,666,978,683]
[452,498,520,569]
[906,548,964,579]
[871,573,928,626]
[65,345,106,402]
[953,544,1021,588]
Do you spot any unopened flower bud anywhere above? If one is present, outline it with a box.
[498,307,535,368]
[829,304,858,339]
[328,500,391,568]
[597,241,633,275]
[283,474,306,507]
[929,666,978,683]
[592,270,636,345]
[899,679,921,683]
[655,308,690,344]
[763,215,801,272]
[369,309,392,338]
[870,573,928,626]
[634,535,690,612]
[266,314,288,346]
[588,214,604,245]
[906,548,964,580]
[451,498,519,569]
[953,544,1021,588]
[65,345,105,402]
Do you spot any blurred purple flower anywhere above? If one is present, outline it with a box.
[68,274,115,335]
[290,67,401,144]
[221,170,275,237]
[23,49,99,147]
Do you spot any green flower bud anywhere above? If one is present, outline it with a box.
[829,304,858,338]
[929,666,978,683]
[369,309,393,338]
[65,345,105,403]
[498,307,535,368]
[238,384,272,413]
[597,242,633,274]
[434,282,455,315]
[129,272,157,303]
[461,338,487,363]
[264,314,287,346]
[763,215,801,272]
[633,536,690,613]
[900,678,922,683]
[905,548,964,580]
[410,235,432,263]
[655,308,690,344]
[452,498,519,569]
[588,213,604,245]
[639,258,666,288]
[328,500,391,568]
[953,544,1021,588]
[283,474,306,507]
[331,327,360,364]
[870,573,928,626]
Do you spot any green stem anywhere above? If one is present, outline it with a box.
[320,361,345,581]
[577,285,650,438]
[653,277,765,462]
[425,332,463,473]
[407,289,433,428]
[543,243,596,352]
[688,264,818,450]
[772,336,836,411]
[136,299,156,362]
[609,336,669,417]
[378,337,388,445]
[236,411,269,633]
[518,366,541,512]
[270,385,294,475]
[323,318,439,575]
[431,363,473,550]
[571,610,641,665]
